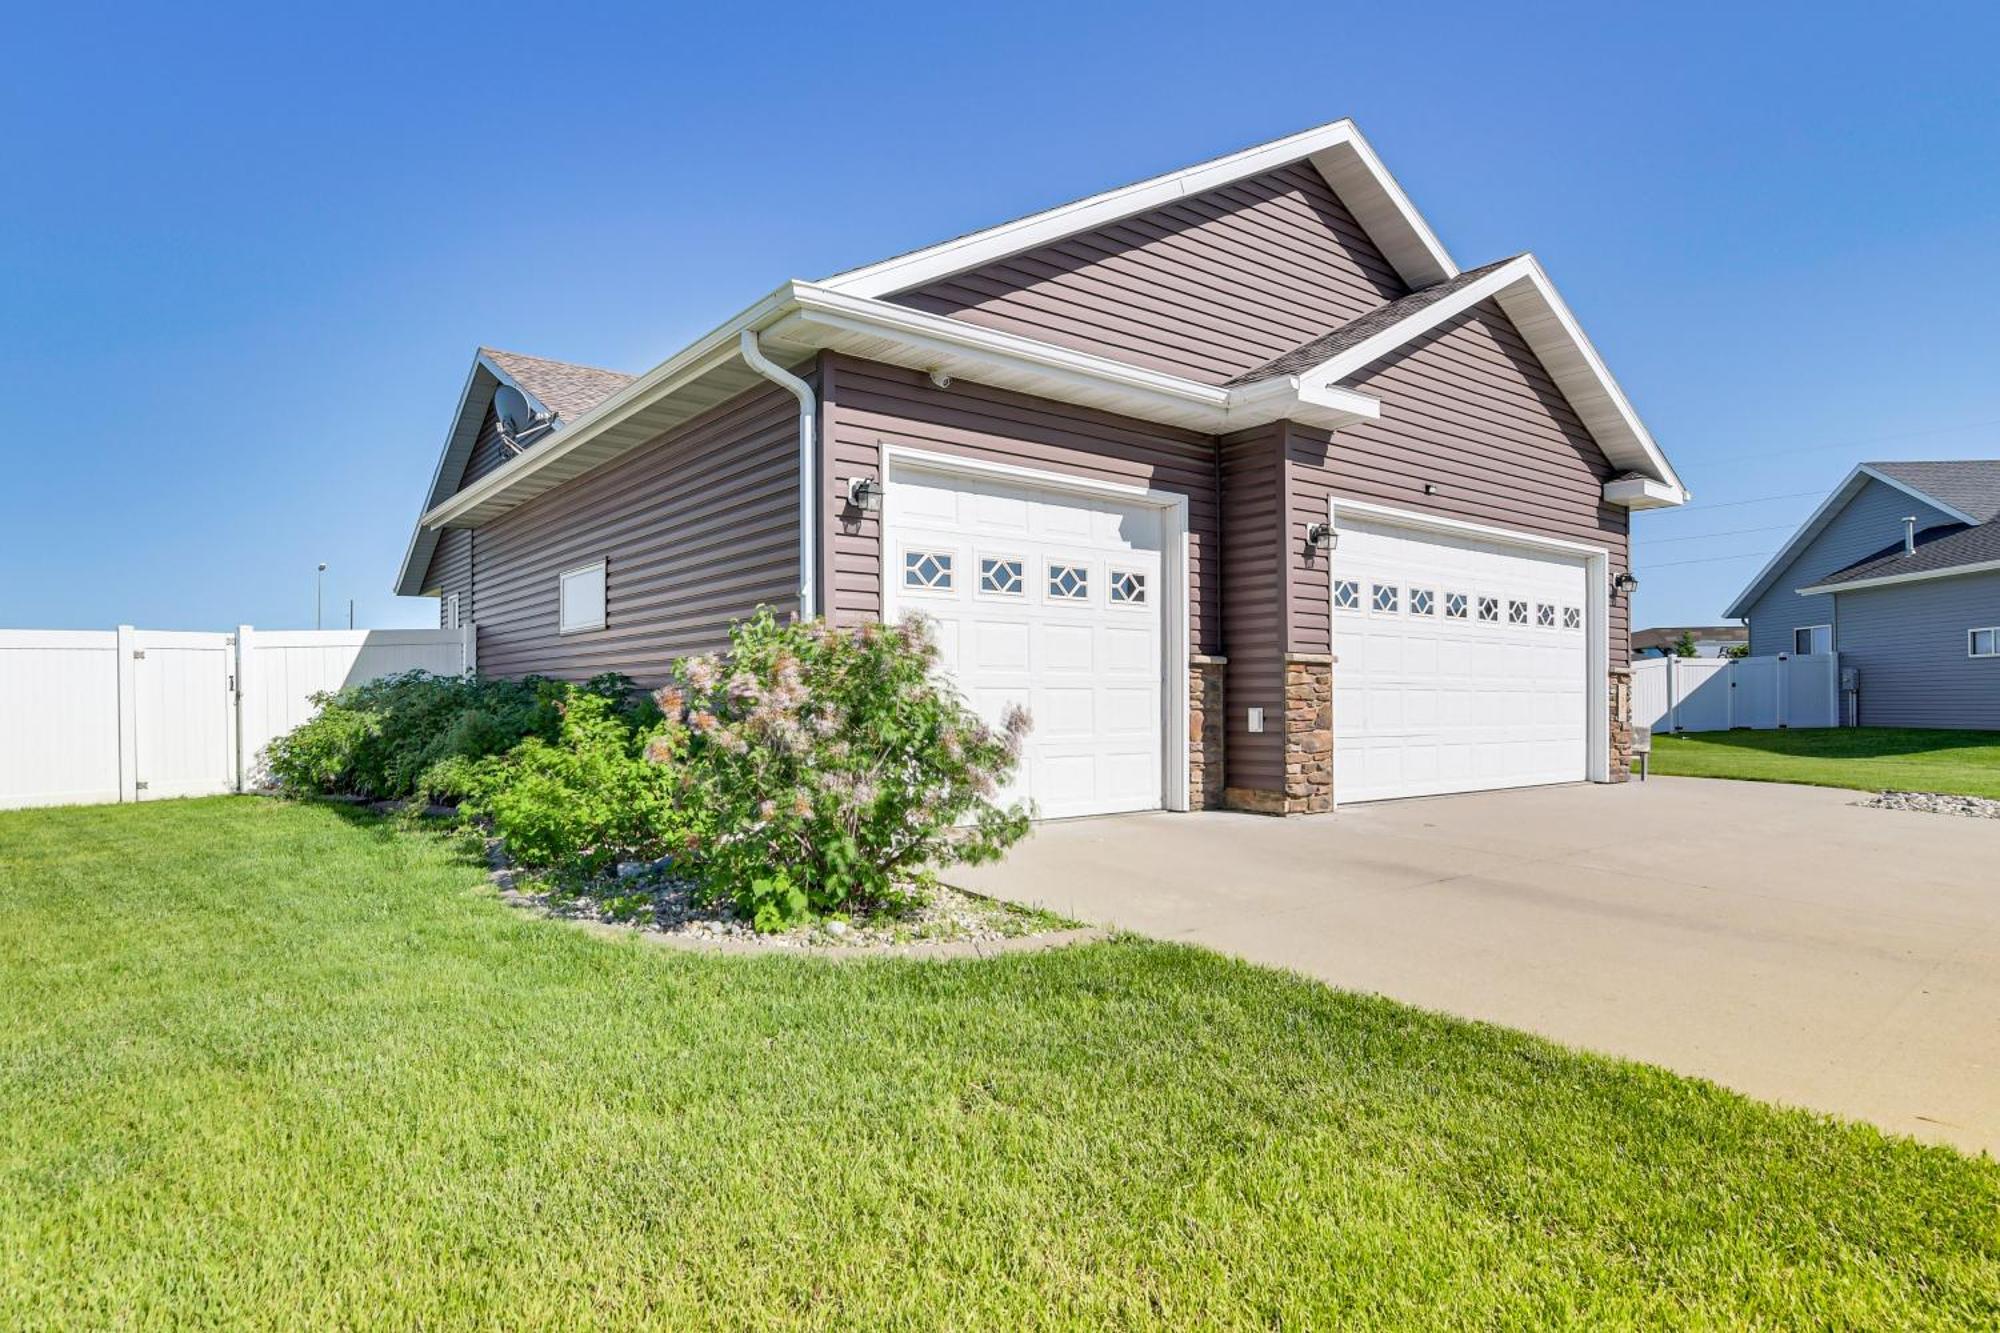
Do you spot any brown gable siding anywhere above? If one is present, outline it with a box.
[1307,299,1631,663]
[1218,424,1286,792]
[422,527,473,624]
[819,356,1220,651]
[459,404,514,491]
[454,380,801,686]
[889,164,1407,385]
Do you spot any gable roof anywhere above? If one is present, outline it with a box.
[1795,518,2000,595]
[1722,461,1995,618]
[393,348,635,596]
[820,120,1457,298]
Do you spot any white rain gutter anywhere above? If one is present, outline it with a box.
[738,328,818,619]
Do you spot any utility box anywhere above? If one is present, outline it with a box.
[1631,723,1652,780]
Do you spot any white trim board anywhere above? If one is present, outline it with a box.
[1796,556,2000,596]
[1327,496,1613,792]
[1723,464,1979,618]
[879,444,1193,814]
[821,120,1457,299]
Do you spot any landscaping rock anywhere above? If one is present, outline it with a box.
[1860,790,2000,820]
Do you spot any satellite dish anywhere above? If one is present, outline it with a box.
[493,384,537,437]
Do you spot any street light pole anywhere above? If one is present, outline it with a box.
[316,563,327,630]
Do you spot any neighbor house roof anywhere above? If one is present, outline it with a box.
[1722,461,2000,619]
[395,119,1689,595]
[1631,625,1747,653]
[1796,516,2000,594]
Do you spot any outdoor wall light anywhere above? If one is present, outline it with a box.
[1305,521,1338,553]
[847,476,883,513]
[1612,571,1639,596]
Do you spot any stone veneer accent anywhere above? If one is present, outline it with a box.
[1608,666,1633,783]
[1189,655,1227,810]
[1223,652,1334,815]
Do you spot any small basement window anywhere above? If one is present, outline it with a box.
[558,560,607,634]
[1793,624,1832,655]
[1972,627,1999,658]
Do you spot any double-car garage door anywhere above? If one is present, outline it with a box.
[888,459,1593,815]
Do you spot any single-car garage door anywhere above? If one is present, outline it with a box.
[1333,516,1590,802]
[885,461,1165,819]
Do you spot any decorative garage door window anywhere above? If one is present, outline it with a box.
[1109,570,1147,605]
[1478,595,1500,622]
[1410,588,1435,616]
[1333,579,1361,611]
[1047,562,1089,601]
[1537,603,1556,628]
[979,557,1023,596]
[1372,583,1400,614]
[903,550,955,591]
[1445,592,1468,619]
[1563,606,1582,630]
[1508,599,1529,626]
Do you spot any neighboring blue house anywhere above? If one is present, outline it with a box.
[1723,461,2000,729]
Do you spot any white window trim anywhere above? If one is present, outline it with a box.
[1971,627,2000,659]
[444,592,461,630]
[1793,624,1832,656]
[879,444,1193,813]
[556,559,607,635]
[1328,496,1612,795]
[975,551,1026,600]
[1108,567,1150,608]
[1045,557,1093,604]
[898,544,958,597]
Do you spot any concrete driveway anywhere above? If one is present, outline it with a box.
[951,778,2000,1156]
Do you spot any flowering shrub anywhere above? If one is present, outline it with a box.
[658,609,1031,925]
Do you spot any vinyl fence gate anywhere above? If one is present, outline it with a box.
[1631,652,1840,734]
[0,624,475,810]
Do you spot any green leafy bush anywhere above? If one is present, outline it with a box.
[461,692,691,873]
[265,670,655,801]
[659,609,1031,925]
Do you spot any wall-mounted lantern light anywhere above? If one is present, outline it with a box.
[1612,571,1639,597]
[1306,521,1338,553]
[847,476,883,513]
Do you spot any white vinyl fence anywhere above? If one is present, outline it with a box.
[1633,653,1839,734]
[0,624,475,810]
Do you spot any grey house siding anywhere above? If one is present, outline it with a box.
[1835,572,2000,729]
[1218,423,1286,791]
[818,355,1221,650]
[889,164,1407,385]
[1312,300,1632,664]
[444,380,802,687]
[1744,478,1955,656]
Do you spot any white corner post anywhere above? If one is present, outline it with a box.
[738,328,818,620]
[115,624,139,803]
[460,619,477,676]
[234,625,257,792]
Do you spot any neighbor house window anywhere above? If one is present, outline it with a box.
[557,560,607,635]
[444,592,460,630]
[1793,624,1832,655]
[1972,628,1999,658]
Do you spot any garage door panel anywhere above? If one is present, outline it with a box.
[1335,516,1589,803]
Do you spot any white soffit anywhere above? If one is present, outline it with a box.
[819,119,1458,299]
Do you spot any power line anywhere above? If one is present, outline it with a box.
[1742,415,2000,463]
[1646,488,1824,516]
[1639,549,1777,570]
[1640,521,1797,545]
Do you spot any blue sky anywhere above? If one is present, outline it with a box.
[4,2,1997,632]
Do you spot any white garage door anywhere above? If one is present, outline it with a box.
[886,463,1164,819]
[1333,517,1590,802]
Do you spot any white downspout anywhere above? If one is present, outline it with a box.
[738,329,817,619]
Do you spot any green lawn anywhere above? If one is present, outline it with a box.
[1,801,1994,1329]
[1650,727,2000,799]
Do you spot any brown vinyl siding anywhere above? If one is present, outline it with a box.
[890,164,1407,384]
[459,404,514,490]
[818,355,1220,651]
[422,527,473,625]
[1316,299,1631,664]
[455,380,801,686]
[1218,424,1286,790]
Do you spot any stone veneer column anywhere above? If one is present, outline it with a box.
[1607,666,1633,783]
[1282,652,1334,814]
[1188,655,1227,810]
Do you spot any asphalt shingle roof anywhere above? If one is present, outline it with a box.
[1811,519,2000,587]
[1866,460,2000,524]
[482,348,635,424]
[1224,256,1521,386]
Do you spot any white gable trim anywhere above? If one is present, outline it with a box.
[1797,558,2000,596]
[819,120,1457,299]
[1286,254,1684,502]
[1721,464,1977,619]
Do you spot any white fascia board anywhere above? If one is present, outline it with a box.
[1602,476,1684,509]
[820,119,1456,299]
[1797,558,2000,596]
[1294,254,1685,499]
[394,355,495,596]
